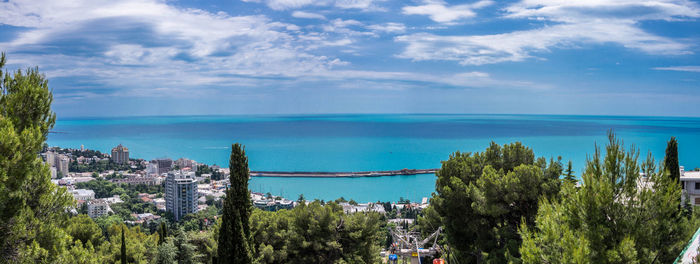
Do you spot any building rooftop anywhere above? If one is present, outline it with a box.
[681,170,700,181]
[112,144,129,152]
[72,189,95,197]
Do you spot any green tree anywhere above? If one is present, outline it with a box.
[188,230,217,264]
[250,201,382,264]
[564,160,576,184]
[665,136,680,184]
[121,226,127,264]
[429,142,561,263]
[218,143,253,263]
[520,132,693,263]
[66,214,103,248]
[0,52,74,262]
[105,224,157,264]
[158,222,168,246]
[155,238,177,264]
[173,228,197,264]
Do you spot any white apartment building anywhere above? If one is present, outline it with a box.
[71,189,95,201]
[165,171,198,221]
[88,199,110,218]
[681,166,700,206]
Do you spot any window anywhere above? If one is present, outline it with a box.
[696,182,700,190]
[695,197,700,205]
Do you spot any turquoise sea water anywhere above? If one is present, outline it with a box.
[48,114,700,202]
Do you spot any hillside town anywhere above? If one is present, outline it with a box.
[43,144,427,223]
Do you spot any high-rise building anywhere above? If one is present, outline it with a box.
[165,171,198,221]
[56,154,70,177]
[44,151,56,167]
[156,158,173,175]
[111,144,130,164]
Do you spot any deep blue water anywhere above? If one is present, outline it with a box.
[48,114,700,202]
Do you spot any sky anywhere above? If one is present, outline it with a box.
[1,0,700,117]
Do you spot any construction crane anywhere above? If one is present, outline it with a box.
[385,224,443,264]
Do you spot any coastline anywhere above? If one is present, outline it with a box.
[250,168,438,178]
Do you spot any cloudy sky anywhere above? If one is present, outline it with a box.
[1,0,699,117]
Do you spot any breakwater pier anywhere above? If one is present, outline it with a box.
[250,168,438,178]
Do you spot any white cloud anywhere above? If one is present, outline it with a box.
[505,0,700,22]
[321,18,373,36]
[396,0,699,65]
[315,70,550,91]
[367,22,406,33]
[291,11,326,19]
[402,0,493,23]
[0,0,356,95]
[243,0,383,11]
[252,0,317,10]
[335,0,377,10]
[0,0,544,101]
[653,66,700,72]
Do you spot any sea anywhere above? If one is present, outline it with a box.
[47,114,700,203]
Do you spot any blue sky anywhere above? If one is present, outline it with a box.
[1,0,699,117]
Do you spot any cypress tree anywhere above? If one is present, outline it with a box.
[665,137,680,183]
[121,226,127,264]
[217,143,252,264]
[158,222,168,245]
[664,137,682,212]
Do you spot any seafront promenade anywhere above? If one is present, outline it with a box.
[250,168,438,177]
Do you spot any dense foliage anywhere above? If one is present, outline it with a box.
[0,53,75,263]
[427,142,562,263]
[196,164,224,181]
[70,159,142,173]
[520,133,694,263]
[76,179,163,198]
[250,201,382,264]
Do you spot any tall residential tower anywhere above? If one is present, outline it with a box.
[111,144,129,164]
[165,171,198,221]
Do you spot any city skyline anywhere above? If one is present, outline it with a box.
[1,0,700,117]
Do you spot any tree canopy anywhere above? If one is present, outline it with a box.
[428,141,562,263]
[0,52,74,263]
[520,132,694,263]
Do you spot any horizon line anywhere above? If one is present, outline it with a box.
[55,112,700,120]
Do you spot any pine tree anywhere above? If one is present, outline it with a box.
[174,228,197,264]
[121,226,127,264]
[430,142,561,262]
[217,143,252,264]
[564,160,576,184]
[520,132,691,263]
[0,52,73,261]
